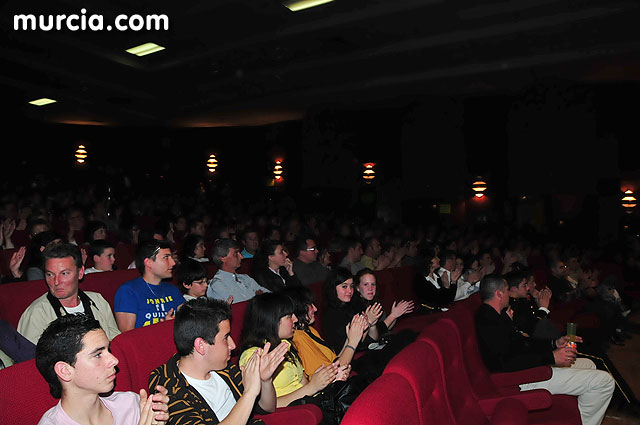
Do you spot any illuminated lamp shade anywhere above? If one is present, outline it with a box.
[472,177,487,198]
[363,163,376,184]
[75,145,88,164]
[207,154,218,173]
[622,190,637,213]
[274,160,284,181]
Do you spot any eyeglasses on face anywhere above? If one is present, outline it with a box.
[304,247,318,251]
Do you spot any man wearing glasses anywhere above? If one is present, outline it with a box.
[114,240,185,331]
[291,235,329,286]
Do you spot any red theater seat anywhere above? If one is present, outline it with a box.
[0,359,57,425]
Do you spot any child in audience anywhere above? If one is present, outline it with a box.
[175,259,209,301]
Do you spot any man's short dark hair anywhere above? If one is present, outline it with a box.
[173,298,232,357]
[211,238,240,267]
[135,240,172,274]
[89,239,115,259]
[176,259,208,294]
[292,235,314,258]
[479,274,507,302]
[36,314,102,398]
[42,242,82,269]
[505,271,527,289]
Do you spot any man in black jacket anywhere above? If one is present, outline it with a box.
[475,275,614,425]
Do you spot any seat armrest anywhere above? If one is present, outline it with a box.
[491,366,551,387]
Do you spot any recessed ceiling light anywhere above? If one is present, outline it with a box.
[126,42,165,57]
[29,98,57,106]
[283,0,334,12]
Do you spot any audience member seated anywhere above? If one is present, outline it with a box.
[353,268,414,334]
[252,240,302,293]
[176,259,209,301]
[241,228,260,259]
[180,234,209,263]
[84,240,116,274]
[65,206,86,246]
[360,237,390,271]
[506,270,560,339]
[338,237,365,275]
[149,298,288,425]
[547,258,580,303]
[18,242,120,344]
[240,293,340,408]
[114,240,185,331]
[207,238,269,304]
[322,268,402,383]
[475,274,615,425]
[284,286,367,379]
[35,314,170,425]
[454,255,483,301]
[291,236,329,286]
[414,250,457,309]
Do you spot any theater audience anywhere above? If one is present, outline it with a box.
[84,240,116,274]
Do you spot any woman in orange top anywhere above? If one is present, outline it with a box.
[283,286,368,379]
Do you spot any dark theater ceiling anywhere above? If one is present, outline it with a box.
[1,0,640,127]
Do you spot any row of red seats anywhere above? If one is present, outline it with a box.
[343,294,582,425]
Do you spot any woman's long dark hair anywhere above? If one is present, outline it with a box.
[241,292,299,362]
[282,286,315,330]
[180,234,204,262]
[323,267,354,310]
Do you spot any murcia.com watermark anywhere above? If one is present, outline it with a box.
[14,9,169,31]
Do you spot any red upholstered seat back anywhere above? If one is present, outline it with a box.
[384,340,458,425]
[114,243,136,271]
[440,308,497,396]
[230,300,250,360]
[237,258,253,275]
[110,320,175,392]
[0,279,49,328]
[206,263,219,279]
[341,373,420,425]
[0,359,57,425]
[385,338,488,425]
[308,281,325,336]
[373,269,397,312]
[80,268,140,308]
[390,266,417,303]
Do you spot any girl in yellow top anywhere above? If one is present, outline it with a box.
[284,286,368,378]
[239,293,339,408]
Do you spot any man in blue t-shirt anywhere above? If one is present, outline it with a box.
[114,240,185,331]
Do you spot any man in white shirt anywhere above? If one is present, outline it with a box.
[149,298,288,424]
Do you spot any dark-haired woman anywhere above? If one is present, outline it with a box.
[252,241,301,293]
[180,234,209,263]
[354,268,414,333]
[239,293,339,408]
[284,286,367,379]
